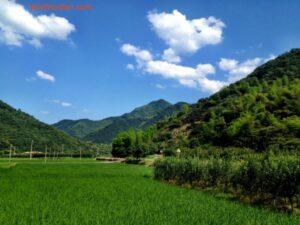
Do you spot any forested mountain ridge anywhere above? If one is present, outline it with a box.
[153,49,300,151]
[83,100,188,144]
[53,118,114,139]
[54,99,188,144]
[0,100,89,152]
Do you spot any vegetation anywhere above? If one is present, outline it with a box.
[112,49,300,213]
[54,99,188,144]
[152,49,300,151]
[112,127,158,158]
[53,118,114,139]
[154,150,300,212]
[0,100,92,153]
[0,160,299,225]
[112,51,300,157]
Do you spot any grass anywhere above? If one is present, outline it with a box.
[0,159,299,225]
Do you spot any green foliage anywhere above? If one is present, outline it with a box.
[0,100,90,152]
[154,49,300,152]
[162,148,176,157]
[284,116,300,136]
[232,156,300,208]
[112,127,158,158]
[154,153,300,211]
[53,118,114,139]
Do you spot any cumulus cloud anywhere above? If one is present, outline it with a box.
[36,70,55,82]
[197,77,226,93]
[148,10,225,59]
[219,55,275,82]
[0,0,75,47]
[121,10,274,93]
[120,10,228,93]
[162,48,181,63]
[121,43,226,93]
[53,100,72,107]
[121,44,152,62]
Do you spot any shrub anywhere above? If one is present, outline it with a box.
[231,156,300,209]
[154,154,300,211]
[162,149,176,157]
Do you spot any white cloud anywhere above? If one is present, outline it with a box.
[61,102,72,107]
[178,79,198,88]
[120,11,274,93]
[126,63,135,70]
[36,70,55,82]
[121,43,226,93]
[53,99,72,107]
[162,48,181,63]
[197,77,226,93]
[219,55,275,83]
[28,38,42,48]
[148,10,225,58]
[0,0,75,47]
[121,44,152,62]
[120,10,227,93]
[145,60,198,79]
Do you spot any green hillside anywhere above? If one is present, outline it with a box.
[154,49,300,151]
[54,99,188,144]
[0,100,89,152]
[83,100,188,144]
[53,118,114,139]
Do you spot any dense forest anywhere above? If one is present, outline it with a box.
[54,99,188,144]
[112,49,300,157]
[0,100,91,153]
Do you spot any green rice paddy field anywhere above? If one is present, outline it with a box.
[0,158,299,225]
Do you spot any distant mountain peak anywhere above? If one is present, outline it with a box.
[54,99,187,143]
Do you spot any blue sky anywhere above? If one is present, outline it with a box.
[0,0,299,124]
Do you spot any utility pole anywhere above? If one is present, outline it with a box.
[80,147,82,160]
[44,146,47,163]
[30,140,34,160]
[9,145,12,163]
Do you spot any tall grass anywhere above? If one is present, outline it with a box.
[154,155,300,211]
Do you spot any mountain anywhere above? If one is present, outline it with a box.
[0,100,89,152]
[153,49,300,151]
[54,99,188,144]
[53,118,114,139]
